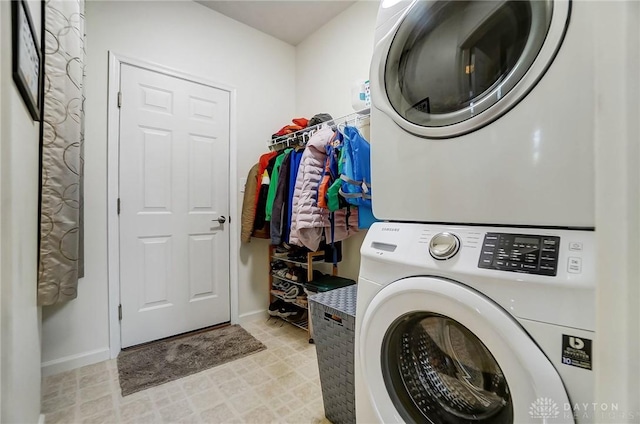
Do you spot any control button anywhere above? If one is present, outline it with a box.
[543,239,558,246]
[541,256,556,261]
[539,268,558,276]
[542,248,557,253]
[430,232,460,260]
[509,262,522,269]
[485,243,496,248]
[482,250,494,255]
[523,264,537,270]
[481,258,491,265]
[495,260,505,266]
[568,257,582,274]
[569,242,583,251]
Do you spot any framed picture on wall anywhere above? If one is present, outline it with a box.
[12,0,42,121]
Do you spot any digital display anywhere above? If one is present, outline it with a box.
[514,237,539,245]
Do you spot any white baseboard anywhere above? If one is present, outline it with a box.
[41,348,111,377]
[38,414,45,424]
[238,309,267,324]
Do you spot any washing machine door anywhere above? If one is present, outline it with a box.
[359,277,573,424]
[371,0,570,138]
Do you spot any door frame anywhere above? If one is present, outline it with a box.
[106,52,239,358]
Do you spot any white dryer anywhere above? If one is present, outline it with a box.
[355,222,595,423]
[369,0,598,227]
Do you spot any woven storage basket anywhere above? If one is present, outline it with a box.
[309,285,357,424]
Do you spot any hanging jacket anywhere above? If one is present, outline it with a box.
[317,132,342,210]
[290,126,359,251]
[286,149,304,244]
[254,151,278,209]
[339,125,372,207]
[240,163,260,243]
[271,151,292,245]
[289,127,332,249]
[340,125,377,229]
[265,148,291,222]
[254,155,278,231]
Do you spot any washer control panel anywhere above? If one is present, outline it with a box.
[478,233,560,276]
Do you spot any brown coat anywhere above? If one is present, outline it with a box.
[241,163,259,243]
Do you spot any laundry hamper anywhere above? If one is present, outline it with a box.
[309,284,357,424]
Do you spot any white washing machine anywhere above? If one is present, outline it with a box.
[369,0,598,227]
[355,222,595,423]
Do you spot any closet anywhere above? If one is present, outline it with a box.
[241,109,371,339]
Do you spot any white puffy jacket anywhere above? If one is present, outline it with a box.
[289,126,358,251]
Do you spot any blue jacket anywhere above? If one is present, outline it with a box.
[285,150,304,243]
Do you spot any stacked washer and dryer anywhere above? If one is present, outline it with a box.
[356,1,598,423]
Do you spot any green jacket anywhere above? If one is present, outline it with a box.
[265,148,292,221]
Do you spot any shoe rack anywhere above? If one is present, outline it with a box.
[268,244,338,343]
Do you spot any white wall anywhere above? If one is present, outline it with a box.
[296,1,379,120]
[0,0,43,421]
[295,0,379,280]
[594,1,640,418]
[41,0,295,374]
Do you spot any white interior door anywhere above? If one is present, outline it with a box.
[118,63,230,348]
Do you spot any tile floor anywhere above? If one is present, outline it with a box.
[42,319,331,424]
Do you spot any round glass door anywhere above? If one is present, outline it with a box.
[382,312,512,423]
[383,0,562,134]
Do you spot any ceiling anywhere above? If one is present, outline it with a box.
[195,1,357,46]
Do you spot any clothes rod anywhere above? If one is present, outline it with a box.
[268,108,370,151]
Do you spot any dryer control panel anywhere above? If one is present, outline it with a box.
[478,233,560,276]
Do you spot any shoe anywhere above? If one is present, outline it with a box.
[272,249,289,259]
[273,268,290,280]
[286,267,307,283]
[283,285,303,301]
[278,303,299,318]
[288,309,307,322]
[285,267,296,281]
[270,260,287,271]
[287,253,307,262]
[296,295,308,308]
[272,280,291,291]
[268,299,286,317]
[287,247,310,262]
[295,268,307,283]
[293,268,308,283]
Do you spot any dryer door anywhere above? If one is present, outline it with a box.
[371,0,570,138]
[359,276,573,424]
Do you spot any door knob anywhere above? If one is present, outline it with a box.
[216,216,226,224]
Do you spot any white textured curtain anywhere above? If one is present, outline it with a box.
[38,0,85,305]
